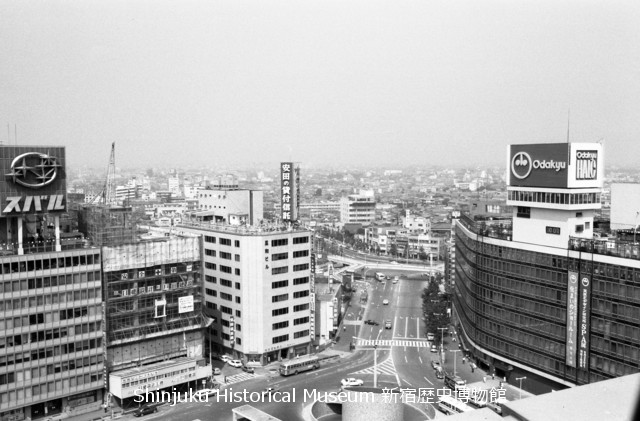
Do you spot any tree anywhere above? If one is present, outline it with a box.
[422,279,450,343]
[389,243,398,257]
[418,246,428,261]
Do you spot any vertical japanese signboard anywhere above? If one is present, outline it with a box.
[566,271,579,367]
[309,252,316,342]
[280,162,300,223]
[577,274,592,370]
[229,315,235,344]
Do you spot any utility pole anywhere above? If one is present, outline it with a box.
[516,376,527,400]
[450,350,461,376]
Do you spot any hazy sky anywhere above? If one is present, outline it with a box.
[1,0,639,170]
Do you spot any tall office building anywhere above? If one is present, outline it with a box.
[0,146,105,421]
[340,189,376,225]
[179,223,313,365]
[455,142,640,393]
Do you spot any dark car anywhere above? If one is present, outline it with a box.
[133,404,158,417]
[364,319,379,326]
[242,365,255,374]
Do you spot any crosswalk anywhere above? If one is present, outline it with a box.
[221,372,257,385]
[355,339,431,348]
[352,356,397,376]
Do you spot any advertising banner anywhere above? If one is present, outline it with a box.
[577,274,592,370]
[281,162,292,222]
[178,295,194,313]
[566,271,579,367]
[508,143,569,188]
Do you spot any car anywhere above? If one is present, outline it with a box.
[393,276,399,284]
[382,299,389,305]
[391,261,398,265]
[364,319,379,326]
[213,367,221,375]
[242,365,255,374]
[341,378,364,387]
[431,360,442,370]
[427,333,435,341]
[487,398,507,415]
[219,355,232,363]
[385,320,392,329]
[386,275,391,280]
[194,388,219,398]
[228,359,242,368]
[133,404,158,417]
[431,344,438,353]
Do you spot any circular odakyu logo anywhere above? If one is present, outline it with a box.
[511,152,533,180]
[511,151,532,179]
[5,152,60,188]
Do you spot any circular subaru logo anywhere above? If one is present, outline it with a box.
[6,152,60,188]
[511,151,532,179]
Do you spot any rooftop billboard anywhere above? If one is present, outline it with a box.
[0,146,67,217]
[507,142,603,189]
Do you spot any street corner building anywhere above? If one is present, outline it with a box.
[0,146,106,421]
[454,141,640,393]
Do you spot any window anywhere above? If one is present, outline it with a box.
[205,288,217,297]
[205,275,217,284]
[205,236,216,243]
[516,207,530,219]
[220,252,232,260]
[220,265,232,274]
[294,330,309,339]
[271,238,289,247]
[272,280,289,289]
[272,293,288,303]
[293,264,309,272]
[294,303,309,312]
[272,307,289,316]
[293,290,309,299]
[293,236,309,244]
[221,292,232,301]
[272,334,289,344]
[235,254,241,262]
[235,310,241,317]
[294,317,309,325]
[293,250,309,258]
[273,321,289,330]
[220,238,232,246]
[205,249,216,257]
[235,268,241,276]
[585,222,591,229]
[576,225,584,233]
[221,306,232,315]
[293,277,309,285]
[220,279,232,287]
[235,240,240,247]
[205,262,217,270]
[272,252,289,261]
[272,266,289,275]
[235,296,241,304]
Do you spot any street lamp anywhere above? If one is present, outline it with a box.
[516,376,527,400]
[449,349,461,376]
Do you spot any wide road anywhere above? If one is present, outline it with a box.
[147,272,437,421]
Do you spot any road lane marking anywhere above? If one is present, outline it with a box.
[404,355,408,363]
[423,376,433,386]
[403,379,413,386]
[419,356,423,364]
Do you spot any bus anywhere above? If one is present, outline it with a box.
[444,374,466,391]
[437,395,474,415]
[278,355,320,376]
[375,272,386,281]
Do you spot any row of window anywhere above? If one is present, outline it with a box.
[508,190,600,205]
[0,271,101,293]
[0,373,103,406]
[0,288,101,313]
[271,303,309,317]
[206,276,241,290]
[0,253,100,275]
[205,301,241,318]
[121,367,195,388]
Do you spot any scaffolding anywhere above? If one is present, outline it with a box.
[76,203,137,247]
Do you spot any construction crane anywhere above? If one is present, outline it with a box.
[90,142,116,205]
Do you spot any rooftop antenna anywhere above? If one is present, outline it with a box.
[566,109,570,143]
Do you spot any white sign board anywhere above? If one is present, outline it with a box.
[178,295,194,313]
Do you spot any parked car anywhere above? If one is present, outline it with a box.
[242,365,255,374]
[341,378,364,387]
[364,319,379,326]
[194,388,219,398]
[228,359,242,368]
[427,333,435,341]
[133,404,158,417]
[382,299,389,305]
[431,344,438,353]
[431,360,442,370]
[385,320,392,329]
[390,261,398,264]
[393,276,399,284]
[219,355,232,363]
[213,367,221,375]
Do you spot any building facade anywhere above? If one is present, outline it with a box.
[196,189,263,226]
[0,146,106,421]
[340,190,376,225]
[179,222,313,365]
[454,142,640,393]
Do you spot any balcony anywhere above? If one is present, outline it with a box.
[459,213,513,241]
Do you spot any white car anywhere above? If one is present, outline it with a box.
[219,355,232,363]
[194,388,219,398]
[341,378,364,387]
[431,345,438,353]
[390,261,398,265]
[382,299,389,305]
[228,359,243,368]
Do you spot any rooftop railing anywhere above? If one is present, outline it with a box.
[176,220,310,236]
[0,237,88,257]
[568,236,640,260]
[459,213,513,241]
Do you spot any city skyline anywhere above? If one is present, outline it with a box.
[1,1,639,170]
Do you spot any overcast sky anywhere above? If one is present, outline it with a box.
[1,0,639,170]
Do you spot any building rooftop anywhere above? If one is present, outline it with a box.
[176,220,310,236]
